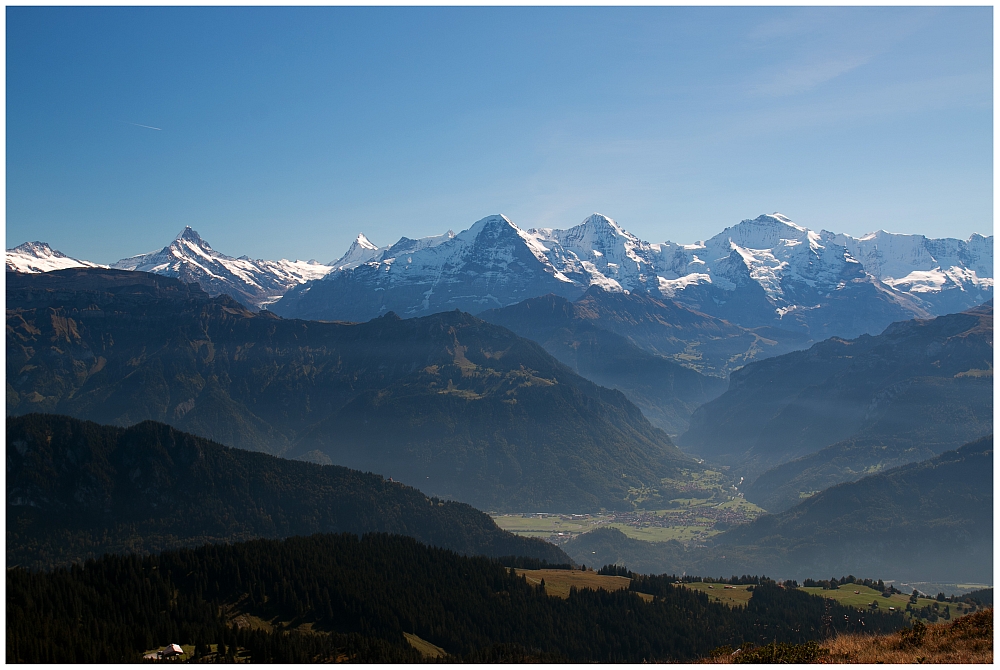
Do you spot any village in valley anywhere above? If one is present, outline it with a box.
[492,470,766,546]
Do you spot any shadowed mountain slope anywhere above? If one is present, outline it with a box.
[679,303,992,482]
[7,413,570,570]
[564,437,993,583]
[7,268,690,512]
[479,293,728,435]
[711,436,993,582]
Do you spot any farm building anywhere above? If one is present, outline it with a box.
[162,644,184,657]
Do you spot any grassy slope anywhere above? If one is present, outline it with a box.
[702,609,993,664]
[514,568,632,599]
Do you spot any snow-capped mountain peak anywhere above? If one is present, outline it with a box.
[720,213,811,249]
[6,241,106,273]
[330,233,382,270]
[459,214,521,242]
[175,226,206,243]
[111,228,335,308]
[355,233,378,250]
[525,213,651,292]
[329,229,457,272]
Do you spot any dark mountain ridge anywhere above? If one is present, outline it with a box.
[482,288,808,377]
[711,435,994,582]
[7,413,569,570]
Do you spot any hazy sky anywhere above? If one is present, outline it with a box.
[7,6,993,264]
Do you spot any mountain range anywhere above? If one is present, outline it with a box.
[6,214,993,585]
[274,213,991,341]
[7,267,690,512]
[8,213,992,344]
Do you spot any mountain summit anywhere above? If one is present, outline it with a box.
[111,227,333,308]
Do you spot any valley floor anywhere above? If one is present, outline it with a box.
[492,480,765,546]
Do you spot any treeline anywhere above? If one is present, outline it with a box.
[965,588,993,606]
[803,576,900,593]
[597,564,633,577]
[498,556,573,570]
[675,574,778,586]
[597,565,782,585]
[8,532,906,664]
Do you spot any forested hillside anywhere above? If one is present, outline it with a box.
[7,268,690,511]
[7,532,904,663]
[7,414,567,570]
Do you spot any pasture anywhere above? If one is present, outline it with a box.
[799,585,978,623]
[404,632,446,659]
[678,582,755,607]
[515,568,654,601]
[515,568,631,599]
[492,496,766,545]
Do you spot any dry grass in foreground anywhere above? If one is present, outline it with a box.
[702,608,992,664]
[821,609,992,664]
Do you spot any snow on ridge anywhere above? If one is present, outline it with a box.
[6,241,106,273]
[657,273,712,297]
[525,212,652,291]
[330,229,458,273]
[884,267,993,294]
[830,229,993,282]
[106,227,338,307]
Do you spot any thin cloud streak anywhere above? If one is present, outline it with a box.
[128,122,162,131]
[751,55,872,97]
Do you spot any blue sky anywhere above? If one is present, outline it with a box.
[6,6,993,264]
